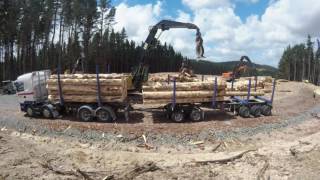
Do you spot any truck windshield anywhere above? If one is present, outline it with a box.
[14,82,24,92]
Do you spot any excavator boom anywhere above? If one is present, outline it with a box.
[132,20,205,90]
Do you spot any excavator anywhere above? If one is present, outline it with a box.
[222,55,255,82]
[131,20,205,90]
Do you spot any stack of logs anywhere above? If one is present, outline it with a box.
[47,74,128,103]
[142,81,226,104]
[143,74,272,104]
[226,76,273,93]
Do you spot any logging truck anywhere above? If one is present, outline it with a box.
[14,69,275,123]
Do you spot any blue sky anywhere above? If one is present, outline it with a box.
[112,0,320,66]
[114,0,269,21]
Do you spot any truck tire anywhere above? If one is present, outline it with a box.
[190,107,203,122]
[78,106,93,122]
[95,106,115,122]
[171,109,184,123]
[261,105,272,116]
[26,106,34,117]
[250,105,262,117]
[42,107,53,119]
[239,106,250,118]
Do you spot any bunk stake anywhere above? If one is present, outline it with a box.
[254,76,258,92]
[96,64,102,107]
[231,77,234,91]
[247,78,252,102]
[270,78,276,105]
[212,76,217,108]
[57,64,64,106]
[171,78,176,110]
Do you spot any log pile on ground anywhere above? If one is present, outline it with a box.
[47,74,128,103]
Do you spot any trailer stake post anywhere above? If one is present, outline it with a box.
[247,78,252,102]
[57,64,64,106]
[171,78,176,110]
[96,64,102,107]
[254,76,258,92]
[231,77,234,91]
[270,78,276,105]
[212,76,217,108]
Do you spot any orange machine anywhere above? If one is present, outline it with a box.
[222,56,254,82]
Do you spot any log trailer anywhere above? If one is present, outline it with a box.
[14,20,276,122]
[161,76,275,122]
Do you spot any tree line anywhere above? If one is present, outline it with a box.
[278,35,320,85]
[0,0,184,82]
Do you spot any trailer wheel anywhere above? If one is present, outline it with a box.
[261,105,272,116]
[95,106,114,122]
[78,106,93,122]
[26,106,34,117]
[190,108,203,122]
[42,107,53,119]
[250,105,262,117]
[171,109,184,123]
[239,106,250,118]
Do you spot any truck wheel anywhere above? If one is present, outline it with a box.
[78,106,93,122]
[190,108,203,122]
[171,109,184,123]
[261,105,272,116]
[42,107,53,119]
[239,106,250,118]
[250,105,262,117]
[96,108,112,122]
[26,106,34,117]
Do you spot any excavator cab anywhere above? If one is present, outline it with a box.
[223,56,256,82]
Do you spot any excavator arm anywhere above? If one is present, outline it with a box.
[143,20,204,57]
[224,56,255,82]
[132,20,205,90]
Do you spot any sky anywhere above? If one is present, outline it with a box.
[111,0,320,67]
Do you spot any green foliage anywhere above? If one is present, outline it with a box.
[0,0,184,81]
[278,35,320,85]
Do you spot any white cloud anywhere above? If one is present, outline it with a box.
[114,2,162,42]
[114,0,320,66]
[182,0,231,10]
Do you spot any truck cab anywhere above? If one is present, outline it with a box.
[15,70,54,117]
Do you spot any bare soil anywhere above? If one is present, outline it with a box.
[0,81,320,179]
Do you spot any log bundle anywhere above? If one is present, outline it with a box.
[226,76,274,92]
[47,74,128,103]
[142,81,226,104]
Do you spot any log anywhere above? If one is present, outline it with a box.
[48,90,122,96]
[195,149,255,164]
[50,73,128,79]
[225,91,265,96]
[48,95,125,103]
[143,90,226,99]
[143,81,226,91]
[143,97,225,104]
[47,78,124,86]
[47,85,123,96]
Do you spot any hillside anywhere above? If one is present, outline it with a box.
[189,60,278,77]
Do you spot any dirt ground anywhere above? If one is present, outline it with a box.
[1,81,320,179]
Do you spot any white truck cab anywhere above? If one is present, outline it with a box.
[15,70,56,117]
